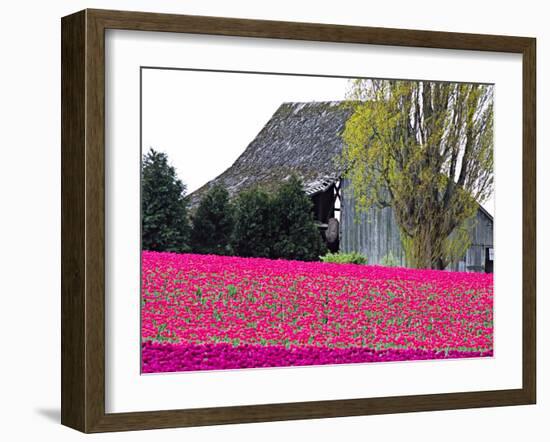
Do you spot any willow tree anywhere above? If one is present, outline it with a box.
[342,79,493,269]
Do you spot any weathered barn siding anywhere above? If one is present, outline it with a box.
[451,208,494,272]
[340,179,407,266]
[340,178,494,272]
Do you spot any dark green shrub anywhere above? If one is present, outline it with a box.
[232,187,275,258]
[141,148,190,252]
[190,184,234,255]
[271,175,327,261]
[320,252,368,265]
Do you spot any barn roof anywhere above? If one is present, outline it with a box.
[186,100,493,227]
[187,101,352,207]
[477,204,494,222]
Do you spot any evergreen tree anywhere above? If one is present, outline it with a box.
[190,184,234,255]
[271,175,326,261]
[141,148,190,252]
[232,187,274,258]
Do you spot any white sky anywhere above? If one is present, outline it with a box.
[141,68,494,216]
[142,69,349,193]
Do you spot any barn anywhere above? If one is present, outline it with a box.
[188,101,494,273]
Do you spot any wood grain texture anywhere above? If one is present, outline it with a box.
[61,10,86,431]
[60,8,537,433]
[85,9,107,433]
[522,38,536,404]
[88,8,532,53]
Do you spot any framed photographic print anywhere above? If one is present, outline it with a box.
[61,9,536,433]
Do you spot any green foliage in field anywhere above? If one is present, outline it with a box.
[320,252,368,265]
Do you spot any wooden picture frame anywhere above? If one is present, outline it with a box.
[61,8,536,433]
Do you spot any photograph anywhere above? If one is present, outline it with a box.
[53,5,538,435]
[140,69,495,374]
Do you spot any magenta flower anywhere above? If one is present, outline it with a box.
[141,251,493,373]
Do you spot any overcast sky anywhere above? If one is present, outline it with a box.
[141,69,494,216]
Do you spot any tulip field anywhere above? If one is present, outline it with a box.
[141,251,493,373]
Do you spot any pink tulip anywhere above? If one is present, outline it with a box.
[141,251,493,373]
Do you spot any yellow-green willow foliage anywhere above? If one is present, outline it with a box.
[342,79,493,269]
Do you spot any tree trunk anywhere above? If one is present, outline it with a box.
[403,226,447,270]
[434,257,446,270]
